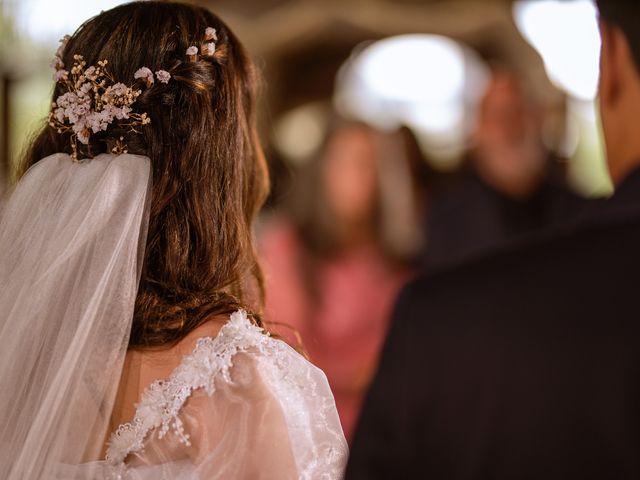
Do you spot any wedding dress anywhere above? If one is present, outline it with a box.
[65,310,347,480]
[0,153,348,479]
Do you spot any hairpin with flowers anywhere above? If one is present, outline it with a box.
[48,35,171,160]
[49,26,218,161]
[185,27,218,61]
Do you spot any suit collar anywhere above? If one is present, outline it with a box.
[582,166,640,226]
[609,166,640,204]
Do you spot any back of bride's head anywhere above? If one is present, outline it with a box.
[21,1,269,347]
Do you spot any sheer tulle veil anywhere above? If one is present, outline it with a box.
[0,152,152,479]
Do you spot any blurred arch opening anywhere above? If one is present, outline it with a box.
[334,34,489,167]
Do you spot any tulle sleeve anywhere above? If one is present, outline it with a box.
[105,312,348,480]
[186,348,347,479]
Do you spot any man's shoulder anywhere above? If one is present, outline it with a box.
[403,217,640,318]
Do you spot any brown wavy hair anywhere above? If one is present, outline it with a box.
[19,1,270,348]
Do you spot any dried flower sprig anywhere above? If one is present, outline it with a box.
[205,27,217,42]
[156,70,171,84]
[186,45,198,62]
[202,27,218,57]
[134,67,154,87]
[202,42,216,56]
[186,26,219,61]
[49,47,153,160]
[132,67,172,87]
[46,26,206,160]
[50,35,70,72]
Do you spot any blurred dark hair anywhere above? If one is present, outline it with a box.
[597,1,640,70]
[20,1,269,348]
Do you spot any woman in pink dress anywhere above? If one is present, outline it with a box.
[261,120,427,441]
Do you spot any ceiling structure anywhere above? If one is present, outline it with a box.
[196,0,561,118]
[190,0,566,203]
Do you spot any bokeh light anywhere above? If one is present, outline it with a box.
[13,0,126,43]
[513,0,600,101]
[334,34,489,162]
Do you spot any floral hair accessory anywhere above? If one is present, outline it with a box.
[202,42,216,56]
[134,67,154,87]
[155,70,171,84]
[185,27,219,61]
[49,53,151,161]
[136,67,172,86]
[202,27,218,57]
[204,27,217,42]
[186,46,198,62]
[50,35,70,71]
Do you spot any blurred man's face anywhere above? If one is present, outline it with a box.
[478,79,529,149]
[473,74,545,198]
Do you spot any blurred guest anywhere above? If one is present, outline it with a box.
[260,120,425,441]
[346,1,640,478]
[426,69,586,269]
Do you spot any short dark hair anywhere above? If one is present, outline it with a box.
[597,0,640,70]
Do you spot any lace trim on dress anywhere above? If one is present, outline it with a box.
[105,310,269,466]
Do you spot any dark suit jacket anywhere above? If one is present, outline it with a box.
[426,170,586,270]
[346,169,640,479]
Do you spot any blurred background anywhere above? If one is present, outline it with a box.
[0,0,607,442]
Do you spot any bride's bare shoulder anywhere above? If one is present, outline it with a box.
[133,315,226,358]
[173,316,228,354]
[108,316,230,436]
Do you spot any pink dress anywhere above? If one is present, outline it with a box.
[260,220,412,442]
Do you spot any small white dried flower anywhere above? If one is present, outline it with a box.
[84,65,98,81]
[73,54,84,63]
[186,46,198,56]
[51,56,65,71]
[155,70,171,84]
[202,42,216,56]
[205,27,218,41]
[134,67,154,86]
[79,82,92,94]
[53,69,68,82]
[112,83,130,96]
[57,35,70,53]
[51,35,70,72]
[53,108,65,123]
[73,122,91,145]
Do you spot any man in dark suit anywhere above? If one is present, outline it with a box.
[345,2,640,479]
[426,69,585,270]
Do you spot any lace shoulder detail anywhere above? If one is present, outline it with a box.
[105,310,269,466]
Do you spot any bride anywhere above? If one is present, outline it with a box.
[0,2,347,478]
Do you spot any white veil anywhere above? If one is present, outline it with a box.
[0,152,151,479]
